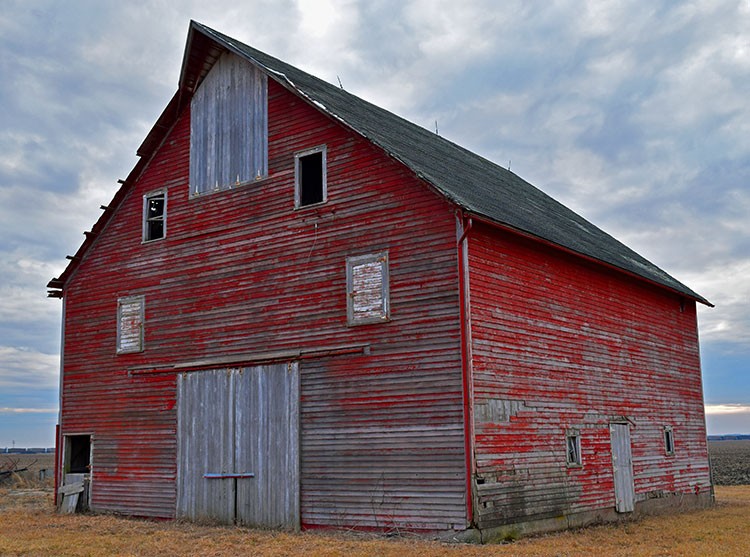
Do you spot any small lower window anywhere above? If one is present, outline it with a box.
[664,426,675,455]
[566,430,582,466]
[143,190,166,242]
[295,146,326,207]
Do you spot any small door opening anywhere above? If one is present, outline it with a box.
[66,435,91,473]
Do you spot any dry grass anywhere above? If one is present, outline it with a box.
[0,486,747,556]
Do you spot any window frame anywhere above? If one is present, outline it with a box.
[142,189,167,243]
[346,252,390,326]
[294,145,327,209]
[664,426,675,456]
[117,295,145,354]
[566,429,582,467]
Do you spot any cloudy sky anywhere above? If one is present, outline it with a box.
[1,0,748,446]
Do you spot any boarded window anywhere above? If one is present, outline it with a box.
[295,146,326,207]
[190,52,268,195]
[566,430,582,466]
[117,296,144,353]
[664,426,675,455]
[143,190,166,242]
[346,252,389,325]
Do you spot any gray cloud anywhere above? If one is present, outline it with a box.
[1,1,748,443]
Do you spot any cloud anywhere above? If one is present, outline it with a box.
[0,0,748,442]
[705,404,750,416]
[0,407,57,414]
[0,347,59,391]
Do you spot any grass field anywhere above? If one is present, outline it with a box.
[0,486,747,556]
[1,443,747,555]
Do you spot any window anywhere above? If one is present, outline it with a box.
[566,430,582,467]
[664,426,675,455]
[117,296,144,353]
[190,52,268,196]
[143,190,166,241]
[295,146,326,207]
[346,252,389,325]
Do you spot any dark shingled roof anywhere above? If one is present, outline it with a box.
[194,23,707,305]
[49,21,709,306]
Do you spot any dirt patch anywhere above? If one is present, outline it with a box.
[709,440,750,485]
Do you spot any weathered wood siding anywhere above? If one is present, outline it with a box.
[176,364,300,528]
[467,222,711,529]
[61,65,466,528]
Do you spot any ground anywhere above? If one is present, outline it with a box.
[0,443,748,555]
[709,440,750,485]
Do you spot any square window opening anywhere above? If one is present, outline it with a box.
[664,426,675,455]
[566,431,582,467]
[295,147,326,207]
[143,190,166,242]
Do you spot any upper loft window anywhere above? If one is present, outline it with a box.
[143,190,166,242]
[346,252,389,325]
[295,146,327,207]
[190,52,268,196]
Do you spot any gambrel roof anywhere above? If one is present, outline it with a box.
[49,21,709,306]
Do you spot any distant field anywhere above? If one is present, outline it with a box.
[0,453,54,488]
[709,439,750,485]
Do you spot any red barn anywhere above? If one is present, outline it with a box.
[48,22,712,540]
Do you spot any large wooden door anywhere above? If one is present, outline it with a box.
[610,422,635,513]
[176,364,299,528]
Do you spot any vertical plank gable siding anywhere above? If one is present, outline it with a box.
[467,222,710,529]
[62,75,466,528]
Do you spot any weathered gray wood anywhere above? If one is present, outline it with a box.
[176,364,299,528]
[235,363,300,530]
[58,482,84,496]
[61,492,79,514]
[190,51,267,195]
[346,252,389,324]
[116,296,144,353]
[610,423,635,513]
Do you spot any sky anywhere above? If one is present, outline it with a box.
[0,0,748,447]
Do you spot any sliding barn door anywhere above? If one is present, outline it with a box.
[176,364,299,528]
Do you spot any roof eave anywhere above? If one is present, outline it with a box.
[461,210,713,307]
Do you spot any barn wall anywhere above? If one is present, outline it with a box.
[61,73,466,527]
[466,222,711,530]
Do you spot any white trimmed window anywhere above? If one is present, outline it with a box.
[566,430,582,467]
[143,189,166,242]
[117,296,144,354]
[295,145,327,207]
[190,52,268,196]
[346,252,389,325]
